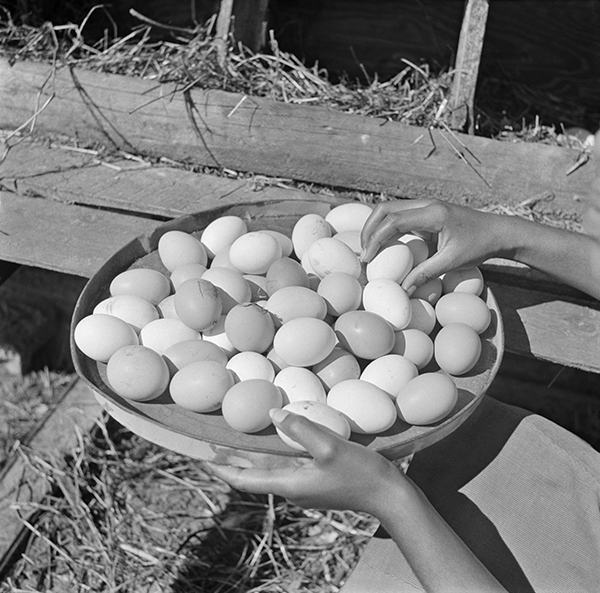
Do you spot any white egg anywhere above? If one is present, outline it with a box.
[274,366,327,404]
[291,213,332,260]
[362,278,412,330]
[325,202,373,233]
[201,216,248,258]
[366,243,413,283]
[226,351,276,382]
[229,231,283,274]
[139,318,200,355]
[327,379,397,434]
[276,401,351,451]
[360,354,419,398]
[307,237,362,279]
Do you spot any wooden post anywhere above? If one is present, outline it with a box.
[215,0,269,67]
[449,0,489,133]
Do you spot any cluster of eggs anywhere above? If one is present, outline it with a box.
[73,202,492,452]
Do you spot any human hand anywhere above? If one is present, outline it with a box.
[206,409,408,515]
[360,199,506,294]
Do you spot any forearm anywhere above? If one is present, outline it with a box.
[490,213,600,300]
[373,474,507,593]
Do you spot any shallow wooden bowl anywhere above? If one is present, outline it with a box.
[71,199,504,468]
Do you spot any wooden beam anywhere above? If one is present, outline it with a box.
[449,0,489,133]
[0,58,594,218]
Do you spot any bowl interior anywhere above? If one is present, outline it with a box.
[71,199,504,462]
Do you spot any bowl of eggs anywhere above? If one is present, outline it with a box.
[71,198,504,469]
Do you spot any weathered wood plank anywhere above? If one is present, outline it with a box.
[0,378,103,577]
[0,193,596,372]
[487,281,600,374]
[0,190,158,277]
[0,140,341,219]
[449,0,489,133]
[0,59,594,217]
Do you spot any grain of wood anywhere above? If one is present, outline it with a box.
[0,59,594,217]
[449,0,489,133]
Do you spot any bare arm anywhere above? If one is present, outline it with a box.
[361,129,600,301]
[360,200,600,301]
[208,410,507,593]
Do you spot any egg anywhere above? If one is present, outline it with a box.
[274,366,327,404]
[200,215,248,258]
[411,277,443,305]
[312,347,361,390]
[273,317,336,367]
[307,237,362,279]
[405,298,436,334]
[392,328,434,370]
[163,338,228,374]
[260,230,293,257]
[291,213,332,259]
[170,360,235,412]
[106,345,170,401]
[229,231,282,274]
[435,292,491,334]
[334,311,395,360]
[362,279,412,330]
[210,247,239,271]
[201,267,252,313]
[157,294,178,319]
[265,257,310,295]
[170,263,208,290]
[202,315,237,358]
[73,313,139,362]
[226,351,276,382]
[110,268,171,305]
[366,243,413,283]
[276,401,351,451]
[441,267,484,295]
[158,230,208,272]
[360,354,418,398]
[221,379,283,433]
[333,230,362,254]
[93,294,159,333]
[139,318,200,355]
[243,274,270,301]
[325,202,373,233]
[396,372,458,425]
[397,234,430,266]
[266,347,291,373]
[174,278,223,331]
[264,286,327,327]
[327,379,397,434]
[434,323,482,375]
[316,272,362,316]
[224,303,275,353]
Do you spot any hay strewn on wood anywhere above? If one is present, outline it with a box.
[0,6,587,145]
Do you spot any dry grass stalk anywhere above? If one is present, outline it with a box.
[1,417,377,592]
[0,7,564,140]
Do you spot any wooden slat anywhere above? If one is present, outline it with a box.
[0,190,159,277]
[0,379,103,577]
[0,59,594,218]
[449,0,489,133]
[0,140,342,220]
[487,281,600,373]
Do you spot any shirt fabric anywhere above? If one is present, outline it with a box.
[340,396,600,593]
